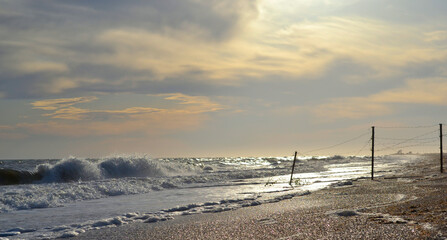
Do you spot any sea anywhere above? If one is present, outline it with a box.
[0,154,425,239]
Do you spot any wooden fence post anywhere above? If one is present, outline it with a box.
[289,151,298,185]
[371,126,375,180]
[441,124,444,173]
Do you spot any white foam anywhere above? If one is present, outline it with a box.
[1,189,313,239]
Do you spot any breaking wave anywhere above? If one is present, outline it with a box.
[1,156,200,185]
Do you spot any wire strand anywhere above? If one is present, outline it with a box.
[302,131,370,155]
[375,124,438,129]
[355,138,372,156]
[375,140,439,152]
[376,130,439,152]
[375,136,438,141]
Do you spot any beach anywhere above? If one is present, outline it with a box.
[73,156,447,239]
[2,155,393,239]
[2,1,447,238]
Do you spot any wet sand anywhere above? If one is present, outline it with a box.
[74,157,447,239]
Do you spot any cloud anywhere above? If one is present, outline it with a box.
[44,107,162,120]
[91,15,447,87]
[2,0,447,100]
[93,26,332,83]
[425,31,447,43]
[312,97,392,120]
[31,96,156,120]
[0,0,259,98]
[61,0,259,40]
[20,94,225,136]
[272,17,447,78]
[0,125,15,131]
[17,61,69,74]
[371,78,447,105]
[31,96,98,111]
[15,110,208,137]
[47,77,103,94]
[0,132,28,140]
[16,106,213,137]
[312,78,447,121]
[159,93,225,113]
[31,94,224,120]
[0,125,27,140]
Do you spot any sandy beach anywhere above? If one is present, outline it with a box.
[72,156,447,240]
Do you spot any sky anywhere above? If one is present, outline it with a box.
[1,0,447,159]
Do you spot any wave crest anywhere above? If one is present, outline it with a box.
[100,157,171,178]
[37,158,101,182]
[34,156,198,183]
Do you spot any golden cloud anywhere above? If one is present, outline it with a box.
[313,78,447,121]
[371,78,447,105]
[0,125,15,130]
[0,125,27,139]
[31,94,224,120]
[33,77,104,95]
[425,31,447,43]
[43,107,162,120]
[16,109,209,137]
[21,94,225,136]
[312,97,393,120]
[159,93,225,113]
[18,61,69,74]
[31,96,98,111]
[93,27,332,82]
[272,17,447,79]
[91,15,447,85]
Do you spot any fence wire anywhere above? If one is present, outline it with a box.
[374,124,438,129]
[298,124,444,157]
[354,138,372,156]
[375,129,439,153]
[301,131,370,156]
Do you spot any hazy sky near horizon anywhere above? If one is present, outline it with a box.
[1,0,447,158]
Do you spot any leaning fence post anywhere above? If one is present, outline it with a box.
[371,126,375,180]
[289,151,298,185]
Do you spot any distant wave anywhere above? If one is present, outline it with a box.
[310,155,345,161]
[1,157,199,185]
